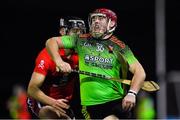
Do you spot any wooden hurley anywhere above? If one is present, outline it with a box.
[72,70,160,92]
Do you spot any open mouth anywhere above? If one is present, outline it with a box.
[95,25,100,28]
[93,25,100,31]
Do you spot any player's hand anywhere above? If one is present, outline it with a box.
[122,93,136,111]
[53,109,71,119]
[45,106,71,119]
[51,99,70,114]
[55,59,72,73]
[56,112,71,119]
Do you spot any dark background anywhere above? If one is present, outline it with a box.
[0,0,179,118]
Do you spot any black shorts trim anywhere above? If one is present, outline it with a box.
[82,99,132,119]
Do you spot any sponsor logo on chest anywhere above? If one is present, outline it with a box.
[84,55,113,64]
[82,41,105,52]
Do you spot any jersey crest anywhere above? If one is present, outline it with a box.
[38,60,45,69]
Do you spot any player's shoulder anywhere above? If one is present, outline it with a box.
[35,48,50,62]
[48,36,61,41]
[109,35,126,49]
[79,33,91,38]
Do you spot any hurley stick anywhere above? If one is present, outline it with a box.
[72,70,160,92]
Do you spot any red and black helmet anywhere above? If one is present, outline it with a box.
[89,8,117,34]
[59,16,86,34]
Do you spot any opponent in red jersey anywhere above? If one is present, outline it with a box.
[27,16,86,119]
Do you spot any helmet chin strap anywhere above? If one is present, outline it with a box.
[107,19,116,33]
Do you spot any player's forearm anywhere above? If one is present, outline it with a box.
[129,63,146,93]
[28,86,56,106]
[46,38,63,63]
[130,71,146,93]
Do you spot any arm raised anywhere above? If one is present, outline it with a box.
[46,37,71,73]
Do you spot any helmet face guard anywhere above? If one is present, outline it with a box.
[88,8,117,38]
[59,17,86,35]
[68,19,86,34]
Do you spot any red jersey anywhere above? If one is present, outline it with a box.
[33,48,78,100]
[27,48,79,117]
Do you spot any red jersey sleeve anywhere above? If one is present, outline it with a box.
[33,49,50,76]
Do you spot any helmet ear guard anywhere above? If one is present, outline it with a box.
[107,18,116,33]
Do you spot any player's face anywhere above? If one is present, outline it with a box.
[59,27,67,36]
[90,15,108,37]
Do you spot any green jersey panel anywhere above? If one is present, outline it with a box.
[61,35,77,49]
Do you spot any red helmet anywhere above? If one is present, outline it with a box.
[89,8,117,35]
[93,8,117,22]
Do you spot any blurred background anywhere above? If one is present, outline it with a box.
[0,0,179,119]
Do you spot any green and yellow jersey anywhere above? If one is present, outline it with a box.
[60,34,137,106]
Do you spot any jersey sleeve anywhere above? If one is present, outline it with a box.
[120,45,138,65]
[61,35,77,49]
[33,53,50,76]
